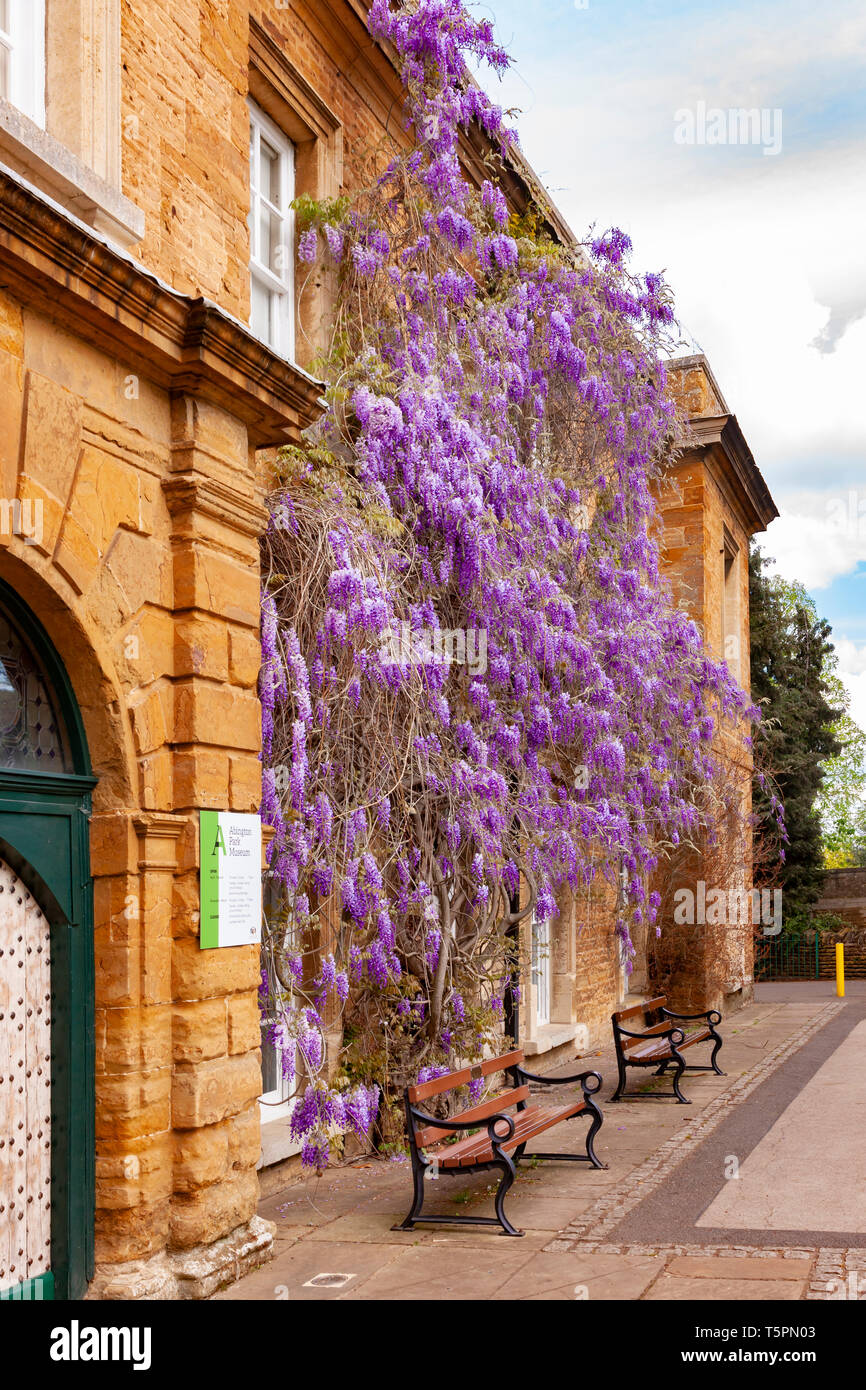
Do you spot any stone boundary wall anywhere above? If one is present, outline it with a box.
[816,868,866,929]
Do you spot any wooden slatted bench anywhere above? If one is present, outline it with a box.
[611,995,724,1104]
[398,1048,606,1237]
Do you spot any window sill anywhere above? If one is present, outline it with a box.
[0,98,143,248]
[524,1022,589,1057]
[258,1101,301,1168]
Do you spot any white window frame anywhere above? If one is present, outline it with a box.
[259,995,296,1114]
[531,911,552,1028]
[258,993,301,1167]
[259,871,299,1138]
[0,0,46,128]
[248,99,295,361]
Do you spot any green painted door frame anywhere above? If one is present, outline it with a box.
[0,772,96,1300]
[0,579,96,1301]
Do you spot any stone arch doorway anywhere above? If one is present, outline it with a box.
[0,580,96,1301]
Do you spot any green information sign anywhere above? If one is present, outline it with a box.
[199,810,262,949]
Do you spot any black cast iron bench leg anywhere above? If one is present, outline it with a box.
[670,1047,690,1104]
[398,1149,429,1230]
[583,1094,605,1167]
[493,1149,522,1237]
[611,1054,628,1101]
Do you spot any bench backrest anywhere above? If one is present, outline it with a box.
[612,996,667,1052]
[405,1049,525,1148]
[406,1048,523,1103]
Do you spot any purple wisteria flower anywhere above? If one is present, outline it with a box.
[256,0,765,1172]
[298,226,319,262]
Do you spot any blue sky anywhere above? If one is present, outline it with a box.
[472,0,866,719]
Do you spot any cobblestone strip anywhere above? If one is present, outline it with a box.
[564,1241,822,1258]
[809,1247,866,1300]
[546,1001,844,1256]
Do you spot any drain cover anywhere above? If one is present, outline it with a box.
[303,1272,356,1289]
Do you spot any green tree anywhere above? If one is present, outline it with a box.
[758,570,866,867]
[842,801,866,866]
[817,669,866,867]
[749,546,845,921]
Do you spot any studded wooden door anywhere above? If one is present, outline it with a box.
[0,580,96,1300]
[0,859,52,1292]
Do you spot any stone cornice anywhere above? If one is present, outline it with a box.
[0,165,325,447]
[688,414,779,534]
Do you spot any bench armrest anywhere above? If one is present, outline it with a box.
[661,1007,722,1026]
[409,1106,516,1144]
[615,1024,685,1045]
[515,1066,603,1096]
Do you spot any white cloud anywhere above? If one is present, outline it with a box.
[499,107,866,497]
[485,0,866,717]
[834,643,866,733]
[761,491,866,590]
[834,637,866,677]
[489,2,866,503]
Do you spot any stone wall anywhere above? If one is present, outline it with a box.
[647,359,763,1016]
[816,868,866,929]
[539,362,768,1057]
[0,0,570,1298]
[571,877,623,1050]
[1,0,436,1299]
[0,155,319,1295]
[119,1,408,372]
[3,0,564,1296]
[0,291,266,1297]
[526,872,622,1075]
[816,929,866,979]
[0,6,778,1297]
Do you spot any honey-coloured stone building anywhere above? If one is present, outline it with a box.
[0,2,777,1300]
[0,0,572,1301]
[521,356,778,1068]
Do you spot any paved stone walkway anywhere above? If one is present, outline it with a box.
[216,983,866,1301]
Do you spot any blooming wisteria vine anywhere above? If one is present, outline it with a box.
[258,0,755,1166]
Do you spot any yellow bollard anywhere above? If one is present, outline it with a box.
[836,942,845,998]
